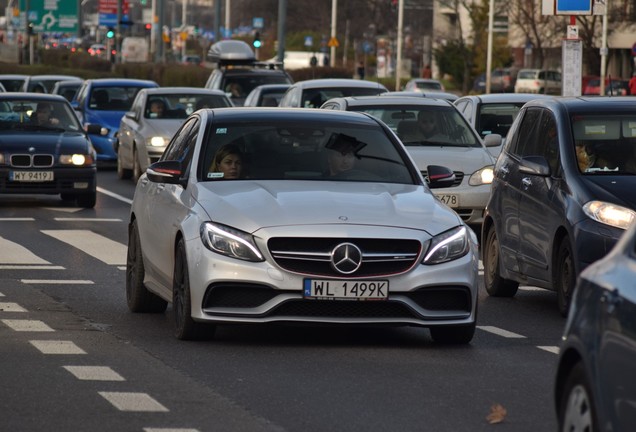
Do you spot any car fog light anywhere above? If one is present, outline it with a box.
[73,182,89,189]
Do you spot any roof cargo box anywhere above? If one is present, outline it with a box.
[206,40,256,67]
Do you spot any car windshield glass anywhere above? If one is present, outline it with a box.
[477,104,524,138]
[90,86,146,111]
[222,75,291,100]
[302,87,385,108]
[416,81,442,90]
[0,98,81,132]
[394,106,482,148]
[572,114,636,174]
[0,79,25,92]
[199,120,415,184]
[145,94,231,119]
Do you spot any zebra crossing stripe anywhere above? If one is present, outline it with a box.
[41,230,126,266]
[0,236,51,265]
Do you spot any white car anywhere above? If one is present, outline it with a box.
[116,87,232,181]
[514,69,562,95]
[127,108,480,343]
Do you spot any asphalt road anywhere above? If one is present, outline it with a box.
[0,169,564,432]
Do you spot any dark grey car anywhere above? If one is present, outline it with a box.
[555,219,636,432]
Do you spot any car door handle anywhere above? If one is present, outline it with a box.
[521,177,532,189]
[499,166,509,177]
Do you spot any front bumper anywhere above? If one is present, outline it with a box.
[0,166,96,195]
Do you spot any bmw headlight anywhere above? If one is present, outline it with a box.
[60,154,95,166]
[468,166,494,186]
[422,226,469,265]
[583,201,636,230]
[147,136,166,147]
[200,222,264,262]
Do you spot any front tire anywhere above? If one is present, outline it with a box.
[483,225,519,297]
[173,238,213,340]
[77,192,97,209]
[556,238,576,317]
[126,220,168,313]
[133,147,143,182]
[559,362,597,432]
[117,152,132,180]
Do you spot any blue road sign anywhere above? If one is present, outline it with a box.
[556,0,591,15]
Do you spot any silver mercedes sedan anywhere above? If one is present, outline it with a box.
[126,108,480,343]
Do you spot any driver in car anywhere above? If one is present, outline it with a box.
[325,133,364,177]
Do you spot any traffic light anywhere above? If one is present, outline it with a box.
[106,28,115,39]
[252,32,261,49]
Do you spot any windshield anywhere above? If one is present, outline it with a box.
[572,114,636,174]
[477,104,525,139]
[89,86,147,111]
[0,98,82,132]
[386,106,482,148]
[198,120,415,184]
[144,94,231,119]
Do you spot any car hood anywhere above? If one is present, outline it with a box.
[582,176,636,209]
[144,119,184,138]
[85,110,127,130]
[0,131,91,153]
[405,146,495,172]
[194,181,461,235]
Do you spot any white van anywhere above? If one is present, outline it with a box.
[514,69,562,95]
[121,37,149,63]
[268,51,327,70]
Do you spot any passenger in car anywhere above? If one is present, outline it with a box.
[148,100,165,118]
[208,143,244,179]
[414,110,447,141]
[31,102,60,126]
[325,133,363,177]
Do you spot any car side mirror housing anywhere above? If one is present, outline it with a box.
[426,165,456,189]
[147,160,186,186]
[519,155,550,176]
[483,133,502,147]
[125,111,136,120]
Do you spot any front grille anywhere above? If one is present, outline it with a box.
[0,178,80,191]
[421,170,464,187]
[10,154,54,167]
[408,287,471,312]
[203,284,279,308]
[268,237,421,277]
[271,300,416,319]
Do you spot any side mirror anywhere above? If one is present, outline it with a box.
[483,133,502,147]
[519,155,550,176]
[146,160,186,186]
[85,124,108,136]
[426,165,456,189]
[124,111,136,120]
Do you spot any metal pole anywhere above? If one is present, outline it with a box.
[485,0,494,94]
[599,2,608,95]
[395,0,404,90]
[214,0,221,42]
[157,0,164,62]
[181,0,187,61]
[277,0,287,63]
[116,0,121,64]
[151,0,157,60]
[330,0,336,66]
[225,0,230,39]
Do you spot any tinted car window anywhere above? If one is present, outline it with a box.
[511,107,542,157]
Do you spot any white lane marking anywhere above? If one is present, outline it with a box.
[97,186,133,205]
[0,218,35,221]
[0,292,4,297]
[54,218,123,222]
[0,265,65,270]
[98,392,169,412]
[477,325,526,338]
[538,346,560,355]
[519,286,546,291]
[0,302,27,312]
[117,266,126,271]
[144,429,200,432]
[30,340,87,354]
[63,366,125,381]
[0,236,51,265]
[43,207,82,213]
[41,230,126,265]
[20,279,94,285]
[2,319,54,332]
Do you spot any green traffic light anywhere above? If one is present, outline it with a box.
[106,29,115,38]
[253,39,262,48]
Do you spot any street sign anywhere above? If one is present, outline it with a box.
[19,0,78,33]
[304,36,313,47]
[555,0,592,15]
[253,17,264,29]
[328,37,339,48]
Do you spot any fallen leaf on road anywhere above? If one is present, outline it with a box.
[486,403,507,424]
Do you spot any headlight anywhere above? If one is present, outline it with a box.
[200,222,264,262]
[0,154,4,164]
[422,226,470,264]
[148,136,166,147]
[583,201,636,230]
[59,154,95,166]
[468,166,494,186]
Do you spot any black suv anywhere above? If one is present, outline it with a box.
[204,40,293,106]
[482,97,636,316]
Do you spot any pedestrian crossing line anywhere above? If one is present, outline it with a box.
[54,218,123,222]
[144,428,200,432]
[20,279,94,285]
[477,325,526,338]
[97,186,133,205]
[98,392,169,412]
[30,340,87,354]
[0,302,27,312]
[41,230,126,266]
[63,366,125,381]
[538,346,560,355]
[0,235,52,265]
[0,292,4,297]
[0,217,35,221]
[0,265,65,270]
[117,266,126,271]
[2,319,54,332]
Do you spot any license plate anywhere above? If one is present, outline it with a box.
[10,171,54,182]
[303,279,388,300]
[435,193,459,208]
